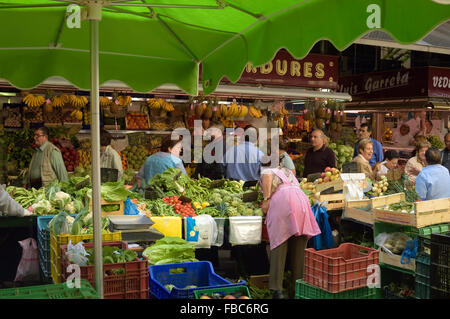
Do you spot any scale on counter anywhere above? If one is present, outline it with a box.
[107,215,164,242]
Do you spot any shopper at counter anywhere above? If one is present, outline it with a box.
[24,126,68,189]
[193,122,227,180]
[259,165,320,299]
[442,132,450,173]
[0,185,32,217]
[100,129,123,182]
[377,150,399,179]
[143,135,187,183]
[279,138,296,176]
[352,138,381,181]
[392,124,414,148]
[405,141,430,185]
[224,125,264,182]
[415,148,450,201]
[353,123,383,167]
[302,130,336,178]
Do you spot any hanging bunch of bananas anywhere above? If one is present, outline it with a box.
[51,94,69,108]
[221,118,235,128]
[162,100,174,112]
[69,95,89,109]
[100,96,112,108]
[117,95,132,107]
[249,105,263,118]
[23,94,46,108]
[147,98,165,109]
[280,105,289,116]
[70,109,83,121]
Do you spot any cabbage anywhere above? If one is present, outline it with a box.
[101,181,131,202]
[142,237,197,265]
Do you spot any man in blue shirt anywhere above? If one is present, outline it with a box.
[415,148,450,201]
[354,123,383,167]
[224,126,265,181]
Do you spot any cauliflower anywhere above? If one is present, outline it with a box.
[53,191,72,210]
[31,199,53,215]
[64,202,75,214]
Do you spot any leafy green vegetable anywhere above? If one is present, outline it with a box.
[101,181,131,202]
[142,237,197,265]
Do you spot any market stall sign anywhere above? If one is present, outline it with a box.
[428,67,450,98]
[338,67,429,100]
[220,50,339,89]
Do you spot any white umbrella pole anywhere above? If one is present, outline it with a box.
[90,17,103,299]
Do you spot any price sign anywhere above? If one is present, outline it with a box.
[128,132,146,146]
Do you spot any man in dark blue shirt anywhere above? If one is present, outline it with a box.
[354,123,383,167]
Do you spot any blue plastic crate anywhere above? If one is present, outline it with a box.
[148,261,246,299]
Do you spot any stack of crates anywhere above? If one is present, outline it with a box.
[430,231,450,299]
[297,243,380,299]
[415,224,450,299]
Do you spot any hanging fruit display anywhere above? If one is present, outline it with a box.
[126,111,149,130]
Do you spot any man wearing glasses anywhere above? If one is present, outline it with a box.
[24,126,68,189]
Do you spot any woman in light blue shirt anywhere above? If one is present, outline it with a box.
[143,135,187,184]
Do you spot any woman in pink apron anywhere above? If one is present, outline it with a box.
[260,167,321,299]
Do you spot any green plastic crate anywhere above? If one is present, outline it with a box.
[295,280,379,299]
[0,279,99,299]
[194,285,251,299]
[418,223,450,254]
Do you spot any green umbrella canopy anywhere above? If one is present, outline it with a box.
[0,0,449,96]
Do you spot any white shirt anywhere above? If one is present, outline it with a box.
[392,130,414,148]
[100,145,123,182]
[377,161,389,178]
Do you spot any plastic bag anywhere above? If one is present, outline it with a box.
[124,197,140,215]
[185,215,218,249]
[375,232,412,255]
[229,216,262,246]
[310,204,334,250]
[14,238,39,282]
[65,240,89,266]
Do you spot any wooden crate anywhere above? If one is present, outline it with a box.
[345,199,373,225]
[249,274,270,289]
[373,196,450,228]
[371,193,405,209]
[89,197,124,217]
[315,178,344,193]
[379,250,416,272]
[318,193,345,211]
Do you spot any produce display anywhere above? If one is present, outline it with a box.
[142,237,197,265]
[84,246,137,266]
[150,119,169,131]
[126,111,149,130]
[121,145,149,170]
[328,142,353,169]
[383,201,415,214]
[4,105,22,127]
[366,175,389,197]
[162,195,197,217]
[316,167,340,184]
[44,107,62,125]
[54,138,80,172]
[426,135,444,149]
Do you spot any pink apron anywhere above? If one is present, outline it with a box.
[265,168,321,251]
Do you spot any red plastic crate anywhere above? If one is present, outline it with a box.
[304,243,379,293]
[60,241,149,299]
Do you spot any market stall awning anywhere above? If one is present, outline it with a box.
[355,21,450,55]
[0,0,449,96]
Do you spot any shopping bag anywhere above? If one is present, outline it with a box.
[311,203,335,250]
[124,197,140,215]
[14,238,40,282]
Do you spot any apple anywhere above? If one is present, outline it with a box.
[321,172,326,178]
[200,295,211,299]
[239,296,250,299]
[302,178,307,183]
[325,167,331,172]
[317,178,323,184]
[325,171,332,177]
[324,176,330,183]
[223,295,236,299]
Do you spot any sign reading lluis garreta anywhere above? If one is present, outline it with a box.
[222,49,339,89]
[338,67,450,100]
